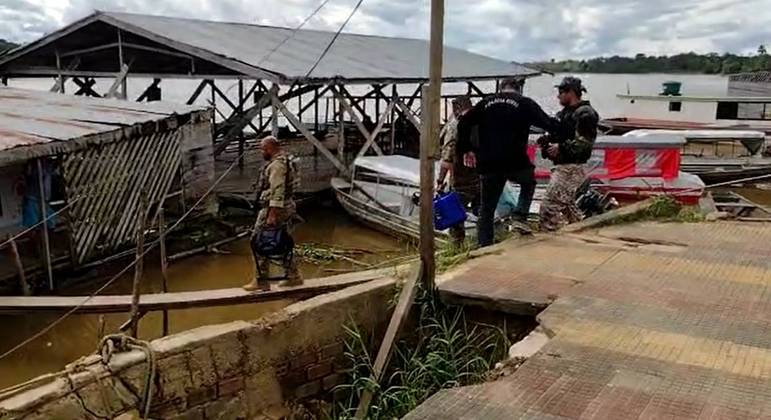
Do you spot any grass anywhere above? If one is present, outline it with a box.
[323,287,512,420]
[611,195,705,225]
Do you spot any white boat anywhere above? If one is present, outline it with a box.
[332,155,542,241]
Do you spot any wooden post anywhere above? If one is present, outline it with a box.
[54,51,64,94]
[337,87,346,167]
[128,193,147,338]
[238,80,245,170]
[314,87,320,131]
[271,83,280,137]
[117,29,127,100]
[159,209,169,337]
[391,85,397,154]
[7,235,31,296]
[36,159,54,291]
[419,86,435,289]
[421,0,444,289]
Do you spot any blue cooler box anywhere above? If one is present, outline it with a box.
[433,191,467,230]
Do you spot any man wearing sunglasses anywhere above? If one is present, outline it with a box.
[539,76,599,231]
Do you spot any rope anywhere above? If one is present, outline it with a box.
[0,334,156,419]
[99,334,157,420]
[303,0,365,79]
[0,195,82,250]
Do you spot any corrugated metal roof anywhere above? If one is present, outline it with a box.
[0,87,206,154]
[0,11,539,84]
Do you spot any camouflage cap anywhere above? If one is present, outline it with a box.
[555,76,587,94]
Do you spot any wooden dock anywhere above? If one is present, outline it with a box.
[0,271,384,314]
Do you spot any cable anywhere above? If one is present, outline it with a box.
[256,0,334,67]
[304,0,365,79]
[0,143,252,363]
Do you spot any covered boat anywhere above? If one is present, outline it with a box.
[331,155,542,241]
[530,131,705,204]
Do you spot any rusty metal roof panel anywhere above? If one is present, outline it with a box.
[0,87,206,153]
[98,11,539,83]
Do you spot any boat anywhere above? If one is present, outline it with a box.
[600,79,771,136]
[529,131,705,204]
[628,129,771,184]
[331,155,543,241]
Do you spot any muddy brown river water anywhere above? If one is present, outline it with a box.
[0,208,411,389]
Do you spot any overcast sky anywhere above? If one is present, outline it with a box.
[1,0,769,61]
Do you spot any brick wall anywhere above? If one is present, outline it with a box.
[0,277,396,420]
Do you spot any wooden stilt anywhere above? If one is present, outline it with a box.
[337,90,346,167]
[271,83,280,137]
[391,85,397,154]
[238,80,245,170]
[128,194,147,338]
[7,235,31,296]
[159,209,169,337]
[36,159,54,291]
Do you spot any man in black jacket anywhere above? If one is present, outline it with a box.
[457,78,558,247]
[539,76,600,231]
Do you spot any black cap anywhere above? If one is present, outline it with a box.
[555,76,587,94]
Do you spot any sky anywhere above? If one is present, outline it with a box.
[1,0,769,62]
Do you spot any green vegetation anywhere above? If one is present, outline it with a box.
[326,286,513,420]
[612,195,704,225]
[529,45,771,74]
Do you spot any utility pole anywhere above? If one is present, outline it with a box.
[420,0,445,289]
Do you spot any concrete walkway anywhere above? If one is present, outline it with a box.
[406,221,771,419]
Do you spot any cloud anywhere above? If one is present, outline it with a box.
[5,0,771,61]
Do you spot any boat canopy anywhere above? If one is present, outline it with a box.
[624,129,766,155]
[354,155,438,186]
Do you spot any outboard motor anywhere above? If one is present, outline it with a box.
[575,180,616,217]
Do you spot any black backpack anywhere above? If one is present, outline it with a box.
[251,227,294,257]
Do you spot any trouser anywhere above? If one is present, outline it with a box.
[478,167,536,247]
[251,208,300,280]
[539,164,586,232]
[449,164,480,247]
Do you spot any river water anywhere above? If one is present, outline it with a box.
[0,206,410,389]
[0,72,738,389]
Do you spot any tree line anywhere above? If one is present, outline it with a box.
[528,46,771,75]
[0,39,19,54]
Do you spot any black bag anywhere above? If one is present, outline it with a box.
[251,227,294,257]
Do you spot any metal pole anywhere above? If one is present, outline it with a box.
[421,0,444,289]
[159,208,169,337]
[36,159,54,291]
[129,193,147,338]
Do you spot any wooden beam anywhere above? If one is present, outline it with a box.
[332,86,384,156]
[59,42,118,58]
[159,209,169,337]
[406,84,424,107]
[272,93,347,173]
[338,85,372,119]
[136,78,161,102]
[354,264,422,419]
[73,77,101,97]
[186,80,209,105]
[105,63,130,99]
[393,96,421,130]
[467,81,485,96]
[355,102,393,160]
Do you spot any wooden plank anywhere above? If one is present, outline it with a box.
[128,195,147,338]
[354,264,422,419]
[272,94,348,173]
[187,80,209,105]
[0,272,385,314]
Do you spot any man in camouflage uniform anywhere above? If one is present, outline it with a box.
[539,76,600,231]
[436,96,477,248]
[243,136,302,291]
